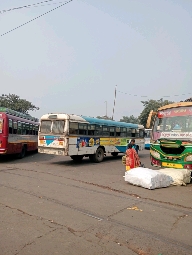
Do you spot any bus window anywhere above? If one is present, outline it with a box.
[70,122,78,134]
[116,127,120,136]
[88,124,95,136]
[131,129,136,137]
[139,129,144,138]
[94,125,102,136]
[13,121,17,134]
[32,125,35,135]
[52,120,65,134]
[102,126,109,136]
[22,123,26,135]
[41,120,52,133]
[35,125,39,135]
[109,127,115,136]
[78,123,87,135]
[127,128,132,137]
[9,119,13,134]
[29,124,32,135]
[135,129,139,138]
[17,122,22,134]
[26,123,30,135]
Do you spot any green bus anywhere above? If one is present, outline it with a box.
[147,102,192,170]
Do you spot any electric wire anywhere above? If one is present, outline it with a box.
[0,0,66,14]
[0,0,73,37]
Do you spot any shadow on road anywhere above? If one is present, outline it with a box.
[49,151,151,167]
[50,155,123,166]
[0,151,55,164]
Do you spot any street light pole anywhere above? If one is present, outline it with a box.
[104,101,107,117]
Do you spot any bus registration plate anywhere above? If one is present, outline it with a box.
[162,162,183,168]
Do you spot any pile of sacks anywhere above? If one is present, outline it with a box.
[158,168,191,186]
[124,167,191,190]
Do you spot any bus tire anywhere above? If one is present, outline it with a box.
[18,145,26,159]
[92,147,104,163]
[111,152,118,157]
[71,155,83,162]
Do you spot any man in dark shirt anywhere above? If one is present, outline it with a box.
[126,139,139,154]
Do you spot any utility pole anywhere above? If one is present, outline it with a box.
[112,85,117,120]
[104,101,107,117]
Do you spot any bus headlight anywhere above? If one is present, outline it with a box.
[150,150,160,159]
[185,155,192,162]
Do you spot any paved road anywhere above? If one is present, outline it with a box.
[0,150,192,255]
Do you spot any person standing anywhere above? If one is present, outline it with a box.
[127,139,139,154]
[125,144,140,171]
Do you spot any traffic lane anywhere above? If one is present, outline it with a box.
[1,157,192,255]
[0,176,139,255]
[0,179,192,254]
[1,150,192,209]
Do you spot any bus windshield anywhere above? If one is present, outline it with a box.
[152,106,192,140]
[145,129,151,138]
[40,120,65,134]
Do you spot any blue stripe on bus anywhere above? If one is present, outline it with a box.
[145,144,150,149]
[115,146,127,153]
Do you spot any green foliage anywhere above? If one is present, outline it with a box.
[138,98,174,127]
[96,115,113,120]
[120,115,139,124]
[0,94,39,113]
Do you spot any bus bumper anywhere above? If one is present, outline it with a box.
[0,148,7,154]
[38,147,65,156]
[151,156,192,170]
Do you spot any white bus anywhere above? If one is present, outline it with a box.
[38,113,145,163]
[144,128,152,149]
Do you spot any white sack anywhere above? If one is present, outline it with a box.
[158,168,191,186]
[124,167,172,190]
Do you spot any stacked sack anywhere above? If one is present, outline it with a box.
[158,168,191,186]
[124,167,173,190]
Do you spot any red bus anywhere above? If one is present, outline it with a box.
[0,107,39,158]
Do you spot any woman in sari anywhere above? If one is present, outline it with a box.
[125,144,140,171]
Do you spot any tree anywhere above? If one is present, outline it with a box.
[0,94,39,113]
[139,98,174,127]
[96,115,113,120]
[181,97,192,102]
[120,115,139,124]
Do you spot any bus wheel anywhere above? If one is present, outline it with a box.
[111,152,118,157]
[71,155,83,162]
[18,146,26,159]
[92,147,104,163]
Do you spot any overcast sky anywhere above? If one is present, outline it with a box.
[0,0,192,120]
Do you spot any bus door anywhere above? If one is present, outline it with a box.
[0,113,8,153]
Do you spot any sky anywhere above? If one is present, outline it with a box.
[0,0,192,121]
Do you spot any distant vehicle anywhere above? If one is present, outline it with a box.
[146,102,192,169]
[38,113,145,163]
[0,107,39,158]
[144,129,151,149]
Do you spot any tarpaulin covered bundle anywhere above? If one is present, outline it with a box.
[158,168,191,186]
[124,167,173,190]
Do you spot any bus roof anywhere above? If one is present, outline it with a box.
[81,116,143,129]
[41,113,144,129]
[158,102,192,111]
[0,107,39,122]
